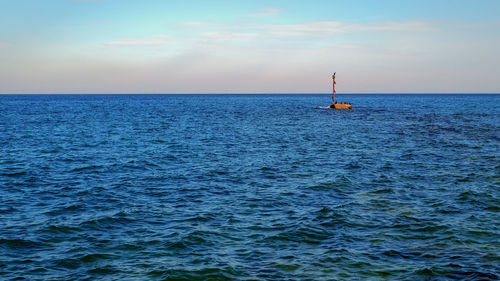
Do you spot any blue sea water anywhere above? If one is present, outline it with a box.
[0,94,499,280]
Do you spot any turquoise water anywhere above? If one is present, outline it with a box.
[0,94,499,280]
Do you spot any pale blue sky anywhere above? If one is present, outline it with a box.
[1,0,499,93]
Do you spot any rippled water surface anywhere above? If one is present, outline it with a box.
[1,94,499,280]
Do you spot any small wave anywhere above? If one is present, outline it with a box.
[0,206,16,214]
[483,253,500,262]
[43,203,86,216]
[53,258,81,270]
[79,253,114,263]
[413,267,436,276]
[112,240,159,251]
[414,266,500,280]
[457,176,473,182]
[88,265,120,274]
[410,224,448,233]
[263,225,330,245]
[466,229,497,239]
[372,187,394,194]
[259,166,275,171]
[0,238,43,249]
[123,159,161,170]
[345,162,362,169]
[1,171,27,177]
[208,169,228,176]
[79,214,135,229]
[447,270,499,280]
[71,165,104,172]
[184,214,216,222]
[308,176,354,191]
[272,262,300,271]
[43,224,82,235]
[165,241,188,250]
[39,148,61,154]
[184,230,231,246]
[314,207,348,228]
[486,205,500,211]
[148,267,237,280]
[28,267,48,274]
[457,191,494,205]
[161,230,230,251]
[382,249,424,260]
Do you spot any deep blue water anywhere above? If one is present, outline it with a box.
[0,94,499,280]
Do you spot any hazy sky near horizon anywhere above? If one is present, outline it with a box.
[1,0,499,93]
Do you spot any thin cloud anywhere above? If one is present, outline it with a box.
[180,20,432,38]
[106,20,433,49]
[200,31,259,42]
[244,8,282,18]
[105,36,173,47]
[174,20,434,46]
[253,20,433,37]
[179,21,217,29]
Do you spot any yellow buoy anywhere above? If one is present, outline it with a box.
[328,72,353,109]
[328,103,353,109]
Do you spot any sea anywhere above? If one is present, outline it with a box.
[0,94,499,280]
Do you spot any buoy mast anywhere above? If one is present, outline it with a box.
[332,72,336,104]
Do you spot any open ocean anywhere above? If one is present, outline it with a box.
[0,94,499,280]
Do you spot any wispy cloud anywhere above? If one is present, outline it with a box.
[105,36,173,47]
[173,20,433,46]
[244,7,283,18]
[250,20,432,37]
[0,42,13,48]
[199,31,259,42]
[104,20,433,50]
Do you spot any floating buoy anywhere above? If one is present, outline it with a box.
[328,103,353,109]
[319,72,353,109]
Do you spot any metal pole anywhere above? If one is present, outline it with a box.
[332,73,336,104]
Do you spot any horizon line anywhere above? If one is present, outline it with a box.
[1,92,499,95]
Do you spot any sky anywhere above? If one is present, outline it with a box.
[0,0,499,94]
